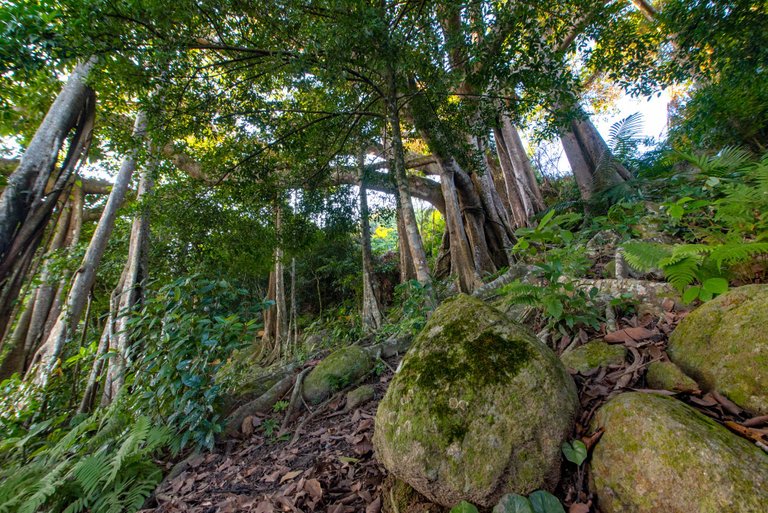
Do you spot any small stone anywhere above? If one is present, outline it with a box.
[560,340,627,374]
[345,384,375,411]
[591,392,768,513]
[646,361,699,393]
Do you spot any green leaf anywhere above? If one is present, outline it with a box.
[450,501,479,513]
[493,494,534,513]
[561,439,587,465]
[528,491,565,513]
[702,277,728,294]
[668,204,684,220]
[682,286,701,304]
[543,297,563,319]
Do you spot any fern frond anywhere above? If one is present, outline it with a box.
[106,417,150,486]
[662,256,701,291]
[709,242,768,268]
[73,453,110,496]
[621,241,672,272]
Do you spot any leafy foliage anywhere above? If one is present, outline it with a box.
[126,276,266,450]
[0,409,172,513]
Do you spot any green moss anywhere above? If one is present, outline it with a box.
[561,340,627,374]
[591,392,768,513]
[646,361,699,393]
[303,345,374,404]
[374,295,579,508]
[668,285,768,414]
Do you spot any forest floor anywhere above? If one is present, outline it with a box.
[141,357,398,513]
[141,303,768,513]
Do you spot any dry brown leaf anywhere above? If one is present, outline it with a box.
[365,496,382,513]
[280,470,303,483]
[569,502,591,513]
[604,327,655,344]
[305,478,323,500]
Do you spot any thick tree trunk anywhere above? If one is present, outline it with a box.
[561,129,596,201]
[437,161,483,292]
[0,58,96,261]
[359,166,383,332]
[572,117,632,183]
[28,111,147,387]
[261,204,287,359]
[492,127,529,226]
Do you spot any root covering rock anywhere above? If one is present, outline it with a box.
[668,284,768,414]
[373,294,578,508]
[591,392,768,513]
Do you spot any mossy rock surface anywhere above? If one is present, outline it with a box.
[346,384,375,411]
[646,361,699,393]
[373,294,578,508]
[381,476,443,513]
[560,340,627,374]
[591,392,768,513]
[668,285,768,414]
[303,345,373,404]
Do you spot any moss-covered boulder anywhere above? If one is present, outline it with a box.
[373,295,579,508]
[303,345,374,404]
[560,340,627,374]
[668,285,768,414]
[646,361,699,393]
[591,393,768,513]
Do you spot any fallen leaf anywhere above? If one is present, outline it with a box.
[280,470,303,483]
[604,327,655,344]
[569,501,591,513]
[305,478,323,500]
[366,496,382,513]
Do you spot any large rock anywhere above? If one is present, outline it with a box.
[668,285,768,414]
[373,295,578,508]
[560,340,627,374]
[303,345,374,404]
[591,392,768,513]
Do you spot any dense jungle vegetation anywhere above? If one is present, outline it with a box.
[0,1,767,512]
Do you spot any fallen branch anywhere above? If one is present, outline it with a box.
[223,372,295,437]
[279,367,312,434]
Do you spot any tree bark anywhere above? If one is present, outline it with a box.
[28,110,147,387]
[385,67,432,287]
[0,58,96,261]
[359,162,384,332]
[105,161,155,398]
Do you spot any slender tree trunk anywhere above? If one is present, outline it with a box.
[499,115,546,212]
[28,110,147,387]
[106,163,154,398]
[287,257,298,352]
[385,67,432,287]
[396,208,416,283]
[78,321,110,414]
[359,163,384,332]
